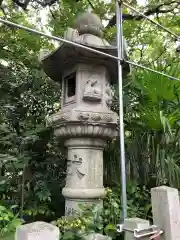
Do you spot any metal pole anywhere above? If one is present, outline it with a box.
[116,0,127,221]
[0,18,118,61]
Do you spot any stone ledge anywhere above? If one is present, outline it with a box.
[47,109,118,126]
[53,123,117,139]
[62,187,105,199]
[65,138,106,148]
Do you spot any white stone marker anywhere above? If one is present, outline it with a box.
[151,186,180,240]
[124,218,150,240]
[15,221,60,240]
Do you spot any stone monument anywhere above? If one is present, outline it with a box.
[40,11,129,216]
[15,221,60,240]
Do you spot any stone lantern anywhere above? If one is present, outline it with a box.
[40,11,129,216]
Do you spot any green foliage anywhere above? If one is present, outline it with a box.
[0,60,64,221]
[0,0,180,234]
[53,214,100,239]
[125,66,180,188]
[104,63,180,189]
[1,233,14,240]
[53,185,151,239]
[0,205,22,236]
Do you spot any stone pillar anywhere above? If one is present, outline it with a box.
[15,222,60,240]
[124,218,150,240]
[62,138,105,215]
[151,186,180,240]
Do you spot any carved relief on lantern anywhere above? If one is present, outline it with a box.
[104,83,114,108]
[83,74,102,101]
[77,112,90,121]
[66,154,86,186]
[65,206,77,216]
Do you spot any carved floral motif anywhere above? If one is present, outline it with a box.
[77,112,89,121]
[47,113,69,126]
[91,114,101,121]
[59,114,69,121]
[55,124,117,139]
[102,114,113,122]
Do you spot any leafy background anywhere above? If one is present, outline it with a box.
[0,0,180,239]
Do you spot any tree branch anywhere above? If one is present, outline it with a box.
[0,6,6,15]
[12,0,30,10]
[107,1,180,27]
[49,7,56,20]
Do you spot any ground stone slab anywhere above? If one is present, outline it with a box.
[15,221,60,240]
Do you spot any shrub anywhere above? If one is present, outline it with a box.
[52,184,152,239]
[0,205,23,236]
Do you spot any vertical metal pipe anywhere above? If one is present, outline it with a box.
[116,0,127,221]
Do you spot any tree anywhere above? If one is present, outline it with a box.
[0,0,180,223]
[1,0,180,30]
[0,2,64,220]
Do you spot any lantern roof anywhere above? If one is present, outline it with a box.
[40,11,130,83]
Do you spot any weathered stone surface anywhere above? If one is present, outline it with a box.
[49,64,118,119]
[47,64,119,142]
[74,11,104,37]
[15,221,60,240]
[53,123,118,139]
[84,233,112,240]
[63,138,105,215]
[151,186,180,240]
[48,63,117,215]
[124,218,150,240]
